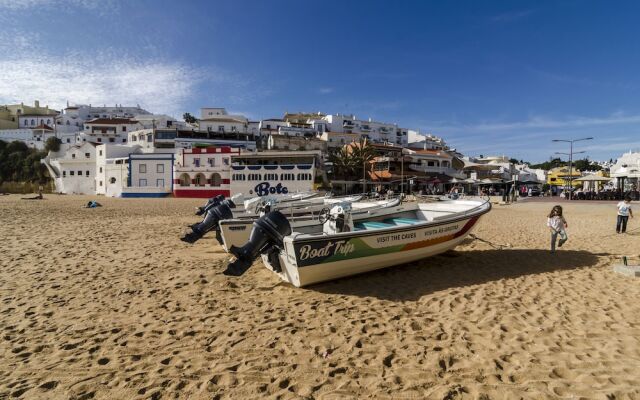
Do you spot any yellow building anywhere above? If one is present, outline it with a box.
[0,101,58,129]
[547,166,582,187]
[0,106,18,129]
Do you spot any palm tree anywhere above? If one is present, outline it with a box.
[328,146,356,180]
[350,138,377,181]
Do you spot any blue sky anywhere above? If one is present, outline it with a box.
[1,0,640,162]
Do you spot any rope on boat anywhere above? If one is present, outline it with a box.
[468,233,511,249]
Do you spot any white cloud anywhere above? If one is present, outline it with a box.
[318,87,334,94]
[0,0,113,10]
[0,52,203,117]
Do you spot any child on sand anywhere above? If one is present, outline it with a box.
[547,205,568,252]
[616,195,633,234]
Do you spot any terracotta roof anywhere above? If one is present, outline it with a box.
[32,123,54,131]
[86,118,137,125]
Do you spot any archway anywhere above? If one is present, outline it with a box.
[211,173,222,187]
[195,173,206,187]
[179,173,191,187]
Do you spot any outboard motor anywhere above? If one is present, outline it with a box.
[256,199,276,216]
[224,211,292,276]
[181,199,235,244]
[196,194,225,216]
[321,203,354,235]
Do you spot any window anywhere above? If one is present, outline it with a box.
[86,171,90,177]
[147,134,152,142]
[139,164,147,173]
[280,173,294,181]
[122,138,127,143]
[70,171,74,176]
[66,138,70,143]
[139,179,147,187]
[66,120,70,125]
[157,179,165,187]
[132,136,137,142]
[297,173,311,181]
[77,170,82,176]
[97,138,102,143]
[232,174,245,181]
[110,177,116,184]
[85,153,90,158]
[248,173,261,181]
[208,158,215,167]
[71,153,76,159]
[223,158,229,166]
[99,181,102,186]
[122,126,127,132]
[63,171,66,177]
[109,138,115,143]
[156,164,164,173]
[31,119,35,125]
[99,150,102,156]
[265,173,278,181]
[193,158,200,167]
[99,167,103,173]
[218,125,224,132]
[47,119,50,124]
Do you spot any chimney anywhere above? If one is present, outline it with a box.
[34,100,40,108]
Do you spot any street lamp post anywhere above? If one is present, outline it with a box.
[552,137,593,200]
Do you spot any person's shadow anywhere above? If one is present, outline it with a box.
[310,249,604,301]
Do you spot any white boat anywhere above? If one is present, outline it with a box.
[182,193,362,244]
[223,199,491,287]
[218,198,403,252]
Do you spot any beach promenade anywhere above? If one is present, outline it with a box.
[1,195,639,399]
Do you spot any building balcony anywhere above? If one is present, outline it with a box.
[408,164,460,176]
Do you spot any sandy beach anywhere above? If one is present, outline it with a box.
[1,195,639,399]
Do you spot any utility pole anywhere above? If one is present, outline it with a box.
[553,137,592,200]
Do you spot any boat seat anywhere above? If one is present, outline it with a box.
[383,217,421,226]
[354,221,395,230]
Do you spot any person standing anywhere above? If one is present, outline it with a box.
[616,196,633,234]
[547,205,568,252]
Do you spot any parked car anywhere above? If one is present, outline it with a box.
[529,188,542,197]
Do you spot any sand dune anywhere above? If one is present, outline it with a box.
[1,195,639,399]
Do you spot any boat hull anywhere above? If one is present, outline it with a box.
[263,203,488,287]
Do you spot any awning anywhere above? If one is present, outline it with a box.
[574,175,612,182]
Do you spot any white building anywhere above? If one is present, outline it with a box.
[611,151,640,191]
[0,125,56,150]
[320,114,409,148]
[80,118,142,145]
[41,142,97,194]
[407,131,448,151]
[259,119,289,137]
[95,144,174,197]
[198,108,248,134]
[174,146,238,198]
[18,114,56,129]
[229,151,318,198]
[55,104,151,134]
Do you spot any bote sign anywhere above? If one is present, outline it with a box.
[254,182,289,196]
